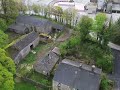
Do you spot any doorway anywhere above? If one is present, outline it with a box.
[30,44,34,50]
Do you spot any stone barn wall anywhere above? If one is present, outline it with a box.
[53,80,71,90]
[111,48,120,75]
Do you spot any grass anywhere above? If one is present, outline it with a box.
[14,81,36,90]
[21,42,46,64]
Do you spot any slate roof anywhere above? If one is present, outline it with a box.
[8,23,27,32]
[16,15,52,34]
[34,50,59,75]
[52,23,65,31]
[13,31,39,51]
[53,59,102,90]
[108,42,120,51]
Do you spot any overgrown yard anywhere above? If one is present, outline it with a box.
[20,42,46,64]
[20,42,54,65]
[28,71,52,86]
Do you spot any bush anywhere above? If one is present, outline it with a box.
[80,42,113,73]
[59,41,68,57]
[96,54,113,73]
[100,74,114,90]
[59,36,80,57]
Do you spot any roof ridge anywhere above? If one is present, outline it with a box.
[62,59,102,75]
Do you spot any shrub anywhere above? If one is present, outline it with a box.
[96,54,113,73]
[100,74,114,90]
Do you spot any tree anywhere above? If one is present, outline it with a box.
[0,63,14,90]
[18,1,27,14]
[0,0,19,23]
[42,5,49,18]
[62,8,77,26]
[32,4,39,14]
[76,16,93,43]
[52,6,63,22]
[59,36,80,57]
[0,27,15,90]
[0,48,16,74]
[0,30,8,49]
[92,13,107,45]
[0,18,7,31]
[0,48,15,90]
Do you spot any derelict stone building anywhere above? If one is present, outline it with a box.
[34,47,60,75]
[9,31,39,64]
[8,15,65,35]
[8,23,32,34]
[16,15,53,34]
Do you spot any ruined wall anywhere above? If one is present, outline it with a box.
[53,80,72,90]
[111,48,120,75]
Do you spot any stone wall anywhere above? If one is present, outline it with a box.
[108,42,120,75]
[53,80,71,90]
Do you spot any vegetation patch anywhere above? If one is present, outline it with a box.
[100,74,114,90]
[28,71,52,86]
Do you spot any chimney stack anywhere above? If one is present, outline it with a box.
[92,65,95,72]
[79,63,82,69]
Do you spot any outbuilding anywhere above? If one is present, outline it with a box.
[9,31,39,64]
[34,47,60,75]
[8,23,32,34]
[16,15,53,34]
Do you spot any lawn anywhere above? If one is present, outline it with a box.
[14,81,36,90]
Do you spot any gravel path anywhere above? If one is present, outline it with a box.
[57,29,72,42]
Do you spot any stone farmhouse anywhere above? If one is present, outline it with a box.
[53,59,102,90]
[8,31,39,64]
[34,47,60,76]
